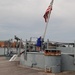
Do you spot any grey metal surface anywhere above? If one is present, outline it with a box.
[20,47,75,72]
[45,55,61,73]
[61,54,75,71]
[57,47,75,71]
[57,47,74,54]
[0,48,5,55]
[20,52,45,69]
[52,66,61,73]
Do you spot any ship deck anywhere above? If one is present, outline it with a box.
[0,56,75,75]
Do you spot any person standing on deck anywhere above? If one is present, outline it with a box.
[36,36,42,51]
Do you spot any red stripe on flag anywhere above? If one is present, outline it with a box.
[43,5,52,22]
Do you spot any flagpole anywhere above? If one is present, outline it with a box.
[43,13,51,39]
[43,0,54,39]
[43,22,48,39]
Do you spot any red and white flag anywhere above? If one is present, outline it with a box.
[43,0,54,22]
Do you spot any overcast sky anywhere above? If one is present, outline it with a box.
[0,0,75,42]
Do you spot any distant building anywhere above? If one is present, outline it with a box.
[0,41,5,47]
[0,41,16,48]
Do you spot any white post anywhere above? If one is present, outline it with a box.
[43,22,49,39]
[43,13,51,39]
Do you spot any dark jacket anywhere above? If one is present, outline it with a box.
[36,37,41,47]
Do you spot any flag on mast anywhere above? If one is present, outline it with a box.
[43,0,54,22]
